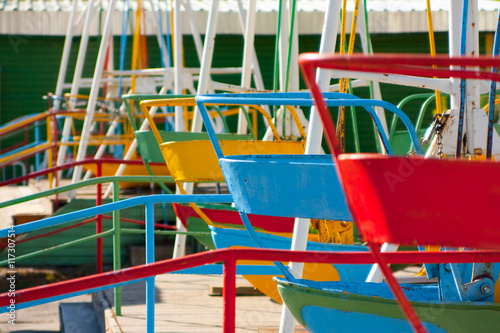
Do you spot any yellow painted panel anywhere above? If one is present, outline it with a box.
[161,140,305,182]
[242,259,340,304]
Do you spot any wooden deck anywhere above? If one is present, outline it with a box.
[101,273,307,332]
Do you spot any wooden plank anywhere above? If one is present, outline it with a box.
[100,274,306,332]
[209,284,264,296]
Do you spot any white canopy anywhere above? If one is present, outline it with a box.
[1,0,499,35]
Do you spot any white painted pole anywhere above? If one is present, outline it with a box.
[449,0,461,110]
[190,0,220,133]
[96,0,170,187]
[72,0,118,183]
[278,0,289,93]
[278,2,342,332]
[183,0,204,61]
[357,0,388,139]
[235,0,269,112]
[282,0,299,137]
[173,0,184,131]
[148,0,170,68]
[58,0,98,171]
[102,87,168,197]
[53,0,79,111]
[237,0,256,134]
[465,0,480,154]
[172,0,187,259]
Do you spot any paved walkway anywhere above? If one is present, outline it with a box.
[102,274,305,332]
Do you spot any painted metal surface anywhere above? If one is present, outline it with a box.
[337,154,500,249]
[210,225,369,304]
[134,130,253,164]
[173,202,296,235]
[277,278,500,333]
[162,140,304,182]
[210,226,371,282]
[220,154,351,220]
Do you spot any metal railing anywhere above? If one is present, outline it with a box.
[1,245,499,332]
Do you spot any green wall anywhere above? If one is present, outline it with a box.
[0,32,488,155]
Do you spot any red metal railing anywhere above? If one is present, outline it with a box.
[1,248,499,332]
[1,158,172,273]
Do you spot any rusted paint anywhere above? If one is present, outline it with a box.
[310,219,354,245]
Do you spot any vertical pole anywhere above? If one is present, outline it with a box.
[57,0,97,170]
[145,201,156,332]
[102,88,169,198]
[279,1,342,332]
[190,0,220,133]
[173,0,185,131]
[449,0,462,110]
[278,0,289,92]
[72,0,118,184]
[237,0,257,134]
[46,113,53,188]
[465,0,480,154]
[174,0,222,258]
[288,0,300,93]
[53,0,79,111]
[171,0,188,259]
[35,120,41,173]
[113,180,122,316]
[96,161,103,273]
[52,113,59,207]
[235,0,267,93]
[223,259,236,333]
[82,119,120,181]
[358,0,388,151]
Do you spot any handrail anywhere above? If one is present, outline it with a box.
[1,192,233,322]
[0,175,174,210]
[1,247,499,332]
[1,161,175,281]
[0,158,168,187]
[0,109,89,137]
[0,108,136,173]
[0,194,229,237]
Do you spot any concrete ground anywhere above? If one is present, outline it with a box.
[0,294,91,333]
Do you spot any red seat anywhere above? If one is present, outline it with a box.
[338,153,500,250]
[299,52,500,333]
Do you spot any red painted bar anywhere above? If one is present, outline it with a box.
[369,243,426,333]
[97,161,103,274]
[1,248,499,331]
[2,248,500,307]
[223,259,236,333]
[299,53,500,81]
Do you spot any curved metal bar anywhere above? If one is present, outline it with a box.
[196,93,423,155]
[239,212,295,280]
[392,93,434,139]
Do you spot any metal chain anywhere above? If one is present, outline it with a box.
[408,113,447,159]
[436,129,444,159]
[407,145,417,157]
